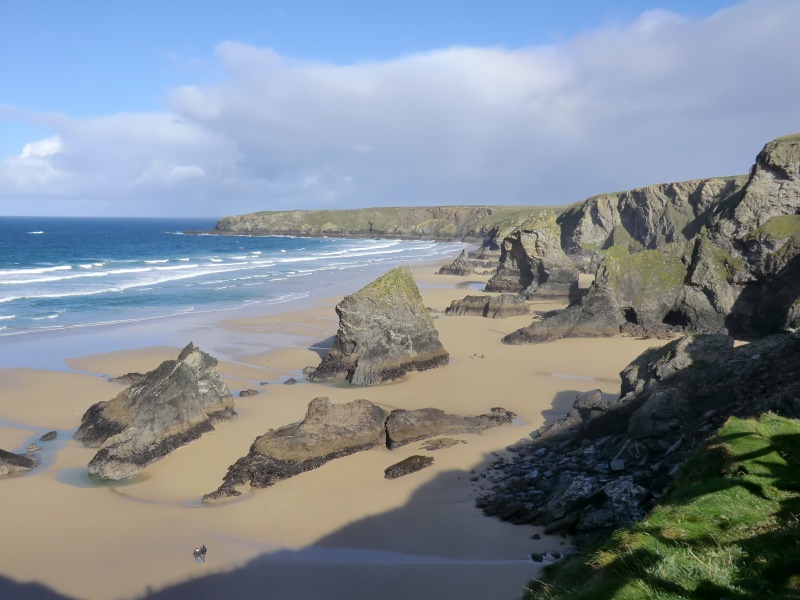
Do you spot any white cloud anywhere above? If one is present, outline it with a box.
[1,0,799,216]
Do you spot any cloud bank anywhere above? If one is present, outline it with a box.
[2,0,799,217]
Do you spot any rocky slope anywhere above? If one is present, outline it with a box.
[307,265,450,385]
[0,449,39,477]
[478,330,800,543]
[74,343,235,479]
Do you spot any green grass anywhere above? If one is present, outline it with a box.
[523,413,800,600]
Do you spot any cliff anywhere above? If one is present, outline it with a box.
[213,205,553,245]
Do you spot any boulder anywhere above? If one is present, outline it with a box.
[486,213,580,302]
[0,449,39,477]
[74,343,235,480]
[307,266,449,385]
[445,294,529,318]
[384,455,434,479]
[437,249,472,276]
[203,397,388,501]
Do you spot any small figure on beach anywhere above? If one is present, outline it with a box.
[193,547,202,564]
[200,544,207,562]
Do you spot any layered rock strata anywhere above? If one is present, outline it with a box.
[74,343,235,480]
[308,266,449,385]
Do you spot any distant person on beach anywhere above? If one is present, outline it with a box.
[200,544,207,562]
[193,547,202,564]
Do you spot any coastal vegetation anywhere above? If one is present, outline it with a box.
[522,413,800,599]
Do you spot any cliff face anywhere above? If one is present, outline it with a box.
[505,133,800,342]
[213,205,551,245]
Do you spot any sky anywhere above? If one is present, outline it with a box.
[1,0,799,218]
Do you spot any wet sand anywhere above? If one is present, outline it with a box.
[0,265,664,600]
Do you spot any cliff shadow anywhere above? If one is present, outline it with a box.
[130,454,554,600]
[0,576,76,600]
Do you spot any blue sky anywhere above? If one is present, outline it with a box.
[1,0,798,217]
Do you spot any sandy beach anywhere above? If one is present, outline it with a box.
[0,263,664,600]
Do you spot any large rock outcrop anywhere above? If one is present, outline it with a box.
[204,398,514,501]
[478,331,800,542]
[0,449,39,477]
[445,294,529,318]
[307,266,449,385]
[74,343,235,480]
[505,134,800,343]
[485,212,580,302]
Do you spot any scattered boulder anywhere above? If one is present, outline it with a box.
[437,249,472,276]
[239,389,259,397]
[0,449,39,477]
[39,431,57,442]
[386,407,515,449]
[307,266,449,385]
[203,397,388,501]
[74,343,236,480]
[384,455,434,479]
[445,294,529,318]
[284,377,297,385]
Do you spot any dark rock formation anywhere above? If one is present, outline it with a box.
[419,438,466,451]
[307,266,449,386]
[109,372,146,386]
[0,449,39,476]
[74,343,235,480]
[384,455,434,479]
[39,431,57,442]
[505,134,800,343]
[204,397,515,501]
[385,407,515,449]
[445,294,529,318]
[239,389,259,397]
[478,331,800,543]
[437,248,499,276]
[486,212,580,302]
[203,397,388,501]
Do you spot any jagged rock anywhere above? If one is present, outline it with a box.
[384,455,434,479]
[486,212,580,302]
[239,389,259,397]
[39,431,57,442]
[284,377,297,385]
[0,449,39,476]
[308,266,449,385]
[386,407,515,449]
[203,398,388,501]
[445,294,529,318]
[438,249,472,276]
[74,343,235,480]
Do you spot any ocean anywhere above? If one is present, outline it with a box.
[0,217,466,369]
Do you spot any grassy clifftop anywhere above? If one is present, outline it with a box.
[213,205,557,242]
[524,413,800,599]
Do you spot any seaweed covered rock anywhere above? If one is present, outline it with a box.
[74,343,235,480]
[384,455,434,479]
[308,266,449,385]
[385,407,515,449]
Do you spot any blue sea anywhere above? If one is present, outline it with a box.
[0,217,466,368]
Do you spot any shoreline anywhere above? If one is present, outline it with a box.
[0,261,664,600]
